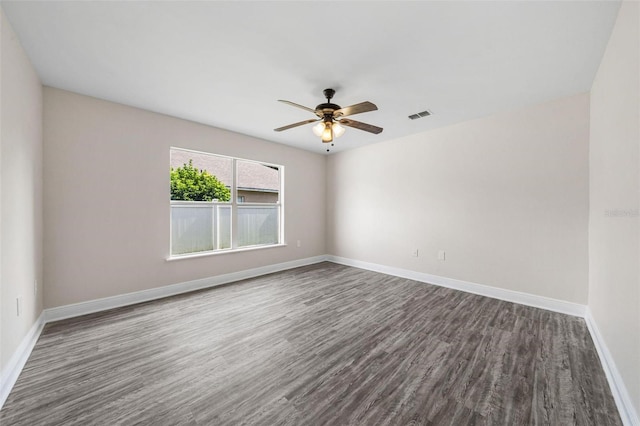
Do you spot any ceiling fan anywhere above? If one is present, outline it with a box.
[274,88,383,150]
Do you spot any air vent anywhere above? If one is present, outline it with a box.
[408,110,432,120]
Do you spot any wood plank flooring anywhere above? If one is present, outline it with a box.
[1,262,621,425]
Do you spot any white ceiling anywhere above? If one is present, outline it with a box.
[2,1,621,154]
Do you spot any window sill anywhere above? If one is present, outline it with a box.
[166,243,287,261]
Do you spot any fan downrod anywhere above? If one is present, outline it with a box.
[323,88,336,102]
[317,88,340,112]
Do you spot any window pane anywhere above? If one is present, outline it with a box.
[170,149,284,257]
[171,203,232,254]
[237,205,279,247]
[171,149,232,202]
[171,204,213,255]
[236,160,280,204]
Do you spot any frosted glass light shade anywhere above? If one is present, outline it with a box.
[312,120,344,142]
[312,122,325,136]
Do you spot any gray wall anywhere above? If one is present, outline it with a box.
[327,93,590,304]
[43,87,326,308]
[589,1,640,416]
[0,9,43,374]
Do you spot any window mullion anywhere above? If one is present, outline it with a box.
[279,167,284,245]
[231,158,238,249]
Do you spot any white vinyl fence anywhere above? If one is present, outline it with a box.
[171,202,279,255]
[237,205,280,247]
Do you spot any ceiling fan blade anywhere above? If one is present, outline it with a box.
[278,100,317,114]
[339,118,383,134]
[274,118,320,132]
[334,101,378,118]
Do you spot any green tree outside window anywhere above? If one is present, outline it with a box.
[170,160,231,202]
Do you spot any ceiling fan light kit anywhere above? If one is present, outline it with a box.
[312,121,345,142]
[275,88,382,151]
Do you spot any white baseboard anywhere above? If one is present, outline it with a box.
[327,255,586,317]
[585,308,639,426]
[45,255,328,322]
[0,312,45,409]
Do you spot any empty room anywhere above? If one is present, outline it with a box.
[1,1,638,425]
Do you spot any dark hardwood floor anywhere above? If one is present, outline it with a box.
[0,262,621,425]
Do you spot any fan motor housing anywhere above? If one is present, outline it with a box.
[315,103,341,116]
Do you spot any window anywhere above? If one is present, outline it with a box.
[170,148,283,257]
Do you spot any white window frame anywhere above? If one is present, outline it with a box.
[169,147,285,259]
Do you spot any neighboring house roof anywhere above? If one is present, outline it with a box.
[171,150,279,192]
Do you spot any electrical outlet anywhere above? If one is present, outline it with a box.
[438,250,446,261]
[412,249,419,257]
[296,240,301,247]
[16,297,22,317]
[34,279,38,296]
